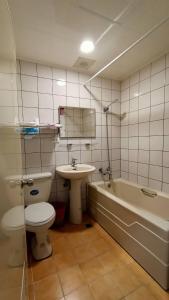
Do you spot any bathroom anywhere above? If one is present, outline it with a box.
[0,0,169,299]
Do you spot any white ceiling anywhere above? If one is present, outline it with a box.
[8,0,169,80]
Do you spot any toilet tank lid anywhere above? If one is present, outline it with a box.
[23,172,52,180]
[6,172,52,182]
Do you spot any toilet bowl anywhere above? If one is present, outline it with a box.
[25,202,55,260]
[23,172,55,260]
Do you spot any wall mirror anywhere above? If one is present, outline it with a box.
[59,106,96,138]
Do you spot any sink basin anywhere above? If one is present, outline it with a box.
[56,164,95,224]
[56,164,96,180]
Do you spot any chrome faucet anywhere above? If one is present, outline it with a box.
[71,158,78,170]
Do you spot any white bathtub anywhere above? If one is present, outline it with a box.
[88,179,169,289]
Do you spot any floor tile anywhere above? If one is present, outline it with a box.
[97,250,124,273]
[28,285,35,300]
[72,242,97,264]
[89,275,124,300]
[32,256,56,281]
[65,285,94,300]
[58,265,85,295]
[52,236,70,255]
[124,285,157,300]
[53,250,77,271]
[91,237,110,256]
[80,256,109,283]
[34,274,63,300]
[104,264,141,297]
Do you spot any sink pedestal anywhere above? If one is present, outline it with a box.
[69,179,82,224]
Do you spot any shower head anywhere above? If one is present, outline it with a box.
[103,98,119,113]
[103,106,109,112]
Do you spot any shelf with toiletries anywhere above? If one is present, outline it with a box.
[19,122,62,141]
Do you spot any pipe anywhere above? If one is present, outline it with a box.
[84,15,169,85]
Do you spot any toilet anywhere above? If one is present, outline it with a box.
[24,172,55,260]
[2,172,55,262]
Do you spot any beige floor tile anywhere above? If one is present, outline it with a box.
[34,274,63,300]
[80,256,109,283]
[32,256,56,281]
[147,280,169,300]
[91,237,110,256]
[129,261,155,286]
[52,236,71,255]
[58,265,85,295]
[97,250,124,273]
[73,242,98,264]
[89,275,124,300]
[124,285,158,300]
[104,264,141,297]
[53,250,77,271]
[65,285,94,300]
[28,285,35,300]
[66,232,86,249]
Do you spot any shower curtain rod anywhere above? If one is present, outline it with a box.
[84,15,169,86]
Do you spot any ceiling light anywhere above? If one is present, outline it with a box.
[80,40,95,53]
[57,80,66,86]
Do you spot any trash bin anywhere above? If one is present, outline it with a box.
[52,201,66,227]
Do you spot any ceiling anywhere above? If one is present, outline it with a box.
[8,0,169,80]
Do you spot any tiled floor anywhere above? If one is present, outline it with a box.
[28,216,169,300]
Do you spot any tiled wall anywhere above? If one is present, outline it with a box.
[121,53,169,192]
[17,60,121,202]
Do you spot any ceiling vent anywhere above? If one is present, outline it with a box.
[73,57,96,70]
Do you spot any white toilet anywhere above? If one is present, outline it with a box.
[24,172,55,260]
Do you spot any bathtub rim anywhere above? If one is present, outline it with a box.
[88,178,169,232]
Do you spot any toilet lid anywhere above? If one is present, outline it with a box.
[1,205,25,230]
[25,202,55,226]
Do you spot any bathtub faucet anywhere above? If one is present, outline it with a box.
[99,167,112,179]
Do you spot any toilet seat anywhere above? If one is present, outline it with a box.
[25,202,55,226]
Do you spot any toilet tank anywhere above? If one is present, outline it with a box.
[23,172,52,206]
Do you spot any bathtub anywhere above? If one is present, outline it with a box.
[88,179,169,289]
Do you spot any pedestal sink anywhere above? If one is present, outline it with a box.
[56,164,95,224]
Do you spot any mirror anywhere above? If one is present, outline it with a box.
[59,106,96,138]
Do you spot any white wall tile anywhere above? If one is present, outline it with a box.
[151,57,165,75]
[39,93,53,109]
[22,91,38,107]
[150,104,164,121]
[165,85,169,102]
[151,87,164,106]
[150,151,162,166]
[138,163,148,177]
[139,93,150,109]
[37,64,52,78]
[38,78,52,94]
[67,71,78,83]
[140,65,151,81]
[166,68,169,85]
[39,108,53,124]
[21,75,37,92]
[67,82,79,97]
[53,80,66,95]
[23,107,39,123]
[20,61,37,76]
[139,78,150,95]
[163,167,169,183]
[53,68,66,81]
[150,136,163,150]
[150,120,163,136]
[151,70,165,90]
[53,95,66,109]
